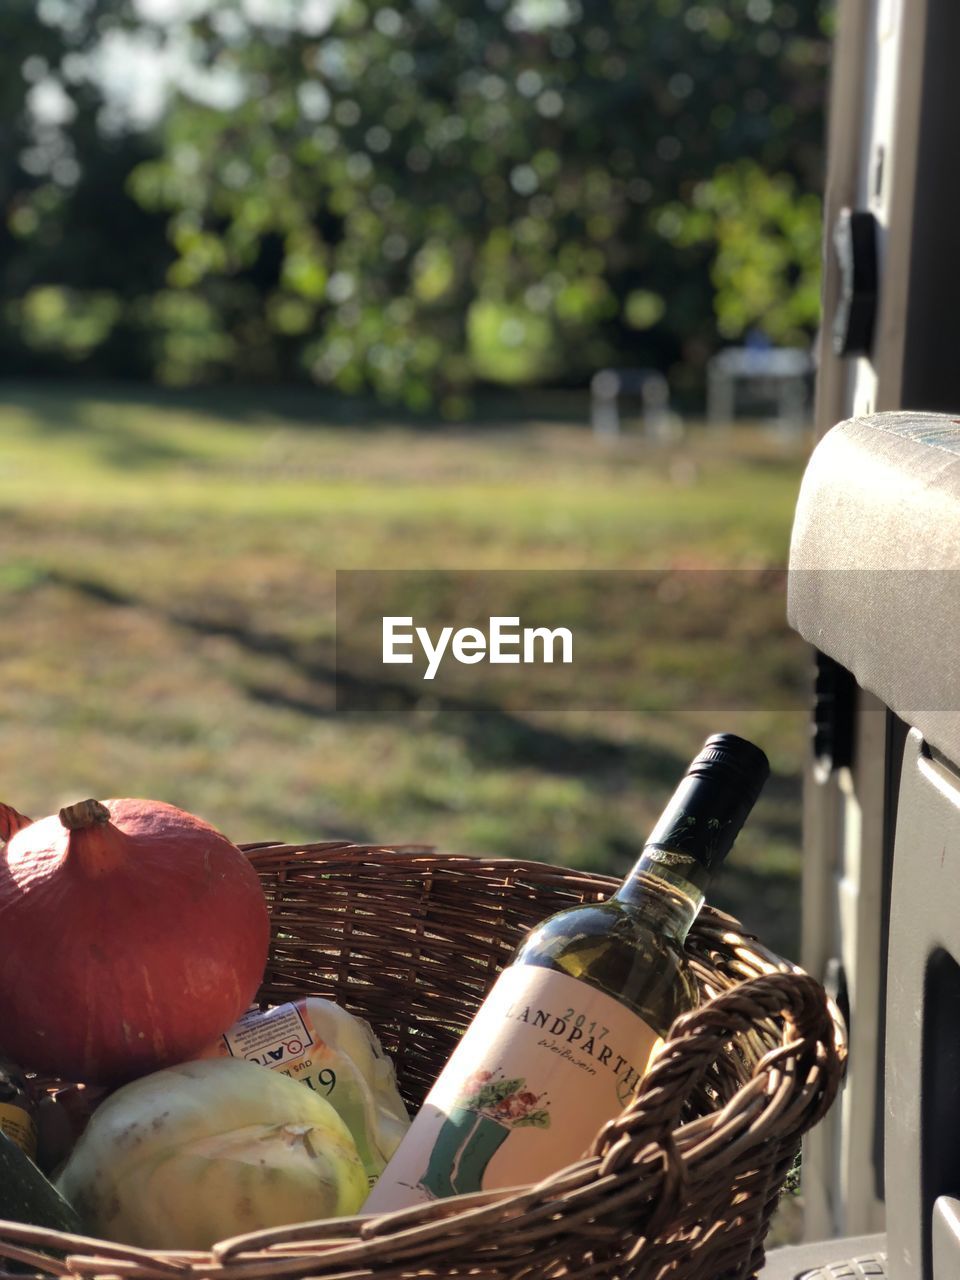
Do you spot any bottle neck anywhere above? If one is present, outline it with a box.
[612,850,708,943]
[611,739,768,942]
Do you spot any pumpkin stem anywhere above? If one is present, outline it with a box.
[0,803,32,842]
[60,800,111,831]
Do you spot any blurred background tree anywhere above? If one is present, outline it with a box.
[0,0,830,969]
[1,0,830,412]
[0,1,173,379]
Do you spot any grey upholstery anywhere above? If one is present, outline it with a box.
[788,412,960,765]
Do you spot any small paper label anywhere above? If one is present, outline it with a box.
[363,965,662,1213]
[209,1001,342,1096]
[217,1002,317,1072]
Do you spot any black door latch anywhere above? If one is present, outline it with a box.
[832,207,879,358]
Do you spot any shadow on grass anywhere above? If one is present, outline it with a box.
[0,379,595,436]
[44,567,689,786]
[3,383,209,469]
[247,672,692,784]
[2,380,608,481]
[44,566,802,809]
[42,567,802,960]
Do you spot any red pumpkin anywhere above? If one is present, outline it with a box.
[0,798,270,1085]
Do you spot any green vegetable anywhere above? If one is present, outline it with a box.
[0,1129,84,1235]
[205,998,411,1189]
[292,999,410,1182]
[56,1059,367,1250]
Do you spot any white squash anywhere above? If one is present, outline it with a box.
[301,998,410,1167]
[56,1058,367,1249]
[201,997,411,1188]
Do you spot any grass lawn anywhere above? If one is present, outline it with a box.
[0,382,811,957]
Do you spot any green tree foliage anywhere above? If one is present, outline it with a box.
[1,0,831,404]
[0,1,173,379]
[657,159,823,343]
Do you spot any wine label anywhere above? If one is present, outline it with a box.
[362,965,661,1212]
[0,1102,37,1159]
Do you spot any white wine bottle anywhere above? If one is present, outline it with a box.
[363,733,770,1212]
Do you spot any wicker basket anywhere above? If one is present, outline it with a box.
[2,841,846,1280]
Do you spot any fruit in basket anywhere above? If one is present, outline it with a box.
[201,997,411,1187]
[0,797,270,1085]
[56,1059,367,1250]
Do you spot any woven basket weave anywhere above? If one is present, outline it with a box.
[2,841,846,1280]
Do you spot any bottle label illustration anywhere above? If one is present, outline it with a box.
[363,965,662,1213]
[418,1069,550,1197]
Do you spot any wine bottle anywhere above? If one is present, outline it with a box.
[363,733,770,1212]
[0,1057,36,1159]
